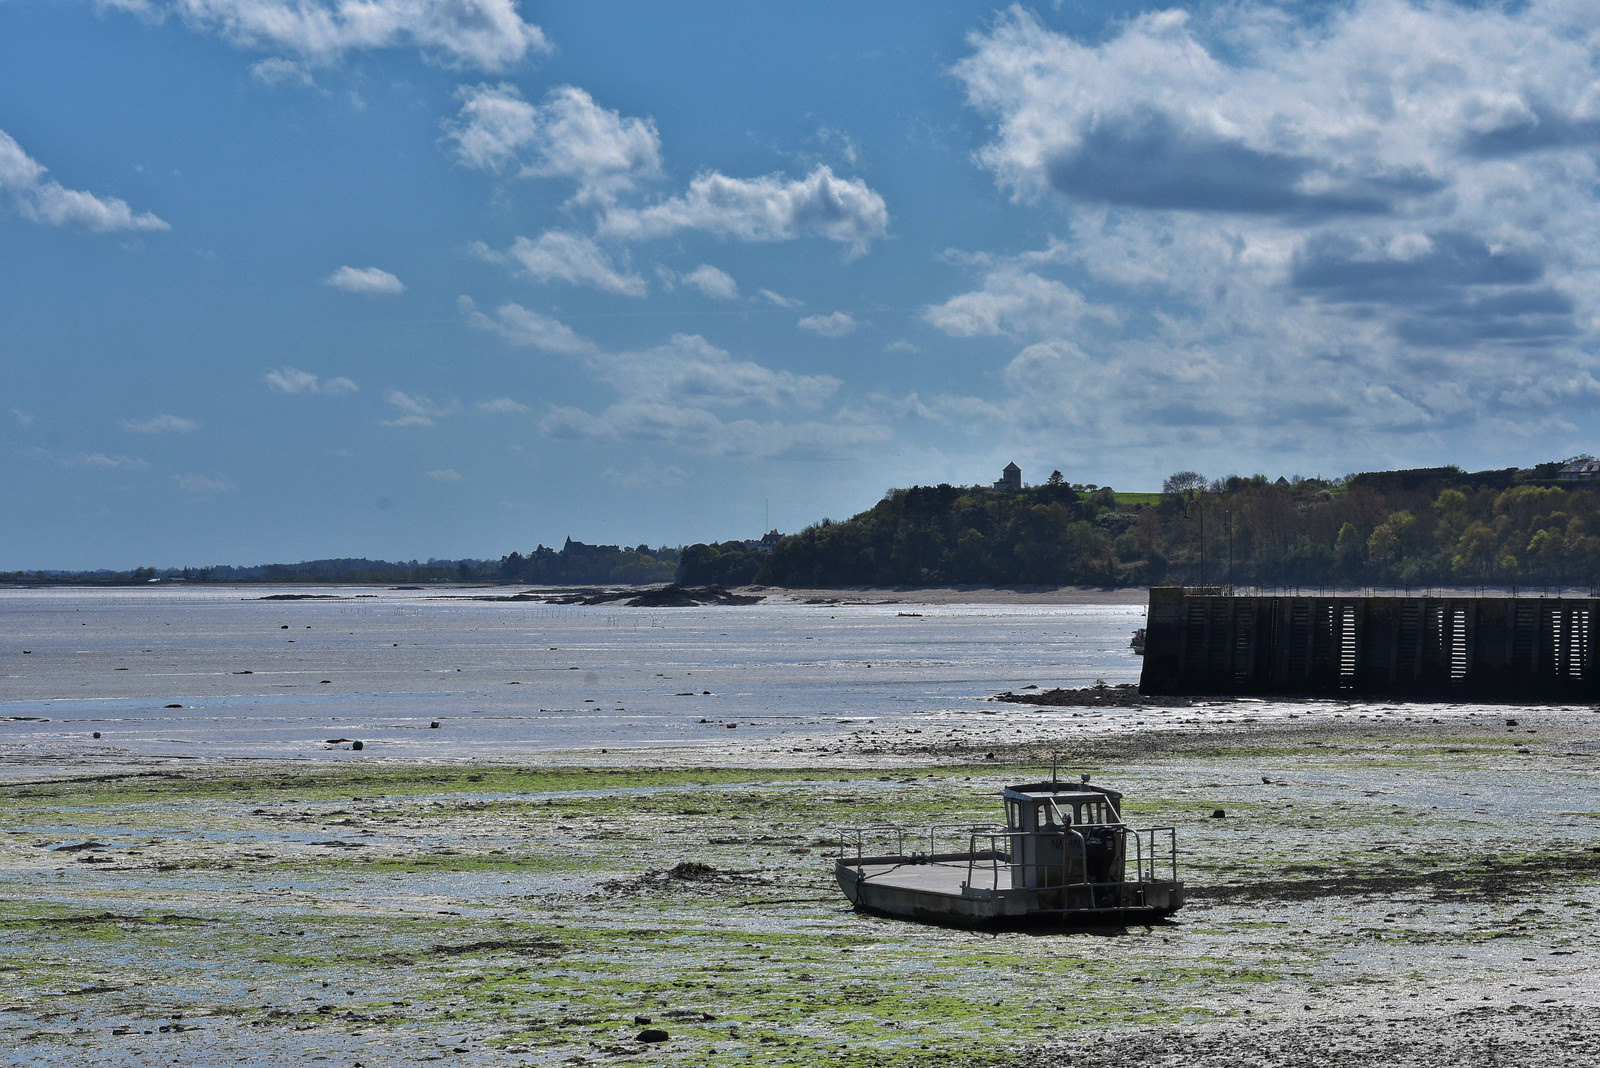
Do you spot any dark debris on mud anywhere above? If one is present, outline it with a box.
[465,584,762,607]
[427,938,561,957]
[994,683,1193,708]
[1198,846,1600,905]
[999,1005,1600,1068]
[593,861,777,898]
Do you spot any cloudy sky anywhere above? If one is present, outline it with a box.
[5,0,1600,568]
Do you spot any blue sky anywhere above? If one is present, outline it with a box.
[5,0,1600,569]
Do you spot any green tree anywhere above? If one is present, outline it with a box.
[1333,522,1364,581]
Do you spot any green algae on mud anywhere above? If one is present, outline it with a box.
[3,720,1600,1067]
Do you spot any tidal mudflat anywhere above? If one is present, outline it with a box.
[3,588,1599,1065]
[4,714,1599,1067]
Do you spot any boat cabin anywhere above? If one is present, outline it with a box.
[1002,781,1128,903]
[1003,780,1122,831]
[834,777,1181,927]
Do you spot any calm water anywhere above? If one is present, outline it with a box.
[0,586,1149,770]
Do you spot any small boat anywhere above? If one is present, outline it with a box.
[834,777,1182,927]
[1130,626,1147,655]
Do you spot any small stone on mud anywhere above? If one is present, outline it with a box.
[634,1015,652,1024]
[429,721,440,729]
[637,1028,668,1043]
[1506,718,1519,726]
[165,703,182,708]
[92,731,101,738]
[1211,809,1226,818]
[351,740,364,751]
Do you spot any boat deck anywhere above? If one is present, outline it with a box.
[852,859,1013,894]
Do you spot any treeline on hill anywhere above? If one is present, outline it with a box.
[497,538,678,585]
[1,558,500,585]
[679,460,1600,589]
[5,540,681,587]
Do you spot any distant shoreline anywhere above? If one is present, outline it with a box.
[747,584,1148,605]
[0,580,1152,606]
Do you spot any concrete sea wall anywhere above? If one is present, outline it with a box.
[1139,586,1599,701]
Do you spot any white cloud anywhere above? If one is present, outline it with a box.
[599,165,889,252]
[462,299,880,459]
[757,288,802,308]
[122,413,197,433]
[70,452,148,470]
[250,57,315,87]
[538,332,870,458]
[459,296,599,356]
[475,396,529,414]
[116,0,548,71]
[541,402,892,459]
[425,468,464,481]
[683,264,738,300]
[590,333,839,411]
[0,129,168,232]
[264,366,358,394]
[924,268,1118,338]
[382,391,461,427]
[446,84,659,203]
[472,231,646,296]
[464,299,837,409]
[11,407,35,427]
[601,459,689,490]
[265,367,319,393]
[460,301,872,457]
[174,473,236,493]
[324,265,404,294]
[929,0,1600,471]
[797,311,857,338]
[885,339,919,353]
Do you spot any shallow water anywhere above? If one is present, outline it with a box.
[0,586,1148,768]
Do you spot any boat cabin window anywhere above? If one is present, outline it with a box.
[1038,803,1072,828]
[1076,800,1114,825]
[1006,793,1120,830]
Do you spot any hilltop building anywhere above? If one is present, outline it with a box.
[993,461,1021,492]
[1560,456,1600,481]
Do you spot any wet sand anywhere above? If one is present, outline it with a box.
[749,585,1150,606]
[0,587,1150,773]
[2,710,1598,1067]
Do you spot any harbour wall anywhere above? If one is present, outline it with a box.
[1138,586,1598,700]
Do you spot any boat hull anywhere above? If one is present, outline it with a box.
[835,856,1182,928]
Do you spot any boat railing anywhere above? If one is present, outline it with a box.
[835,824,1008,865]
[840,822,1179,901]
[1131,825,1179,882]
[956,825,1180,902]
